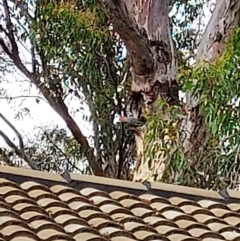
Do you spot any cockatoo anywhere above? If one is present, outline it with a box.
[113,113,146,127]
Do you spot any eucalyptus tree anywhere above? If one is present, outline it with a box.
[98,0,240,190]
[0,0,135,179]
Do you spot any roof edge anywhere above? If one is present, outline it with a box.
[0,165,239,201]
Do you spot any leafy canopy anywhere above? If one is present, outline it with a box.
[145,28,240,190]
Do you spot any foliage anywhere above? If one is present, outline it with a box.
[171,0,214,56]
[0,126,87,173]
[31,0,135,178]
[145,28,240,190]
[0,0,135,178]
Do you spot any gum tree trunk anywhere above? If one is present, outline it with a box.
[99,0,240,181]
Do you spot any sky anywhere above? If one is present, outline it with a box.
[0,0,215,149]
[0,76,93,145]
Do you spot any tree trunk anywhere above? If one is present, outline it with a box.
[197,0,240,62]
[98,0,240,182]
[16,59,104,176]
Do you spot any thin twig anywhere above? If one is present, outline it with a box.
[0,95,48,103]
[44,132,83,173]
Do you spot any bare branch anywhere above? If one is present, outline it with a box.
[2,0,18,54]
[0,113,24,149]
[0,95,48,103]
[0,130,39,170]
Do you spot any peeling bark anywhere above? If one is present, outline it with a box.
[99,0,179,181]
[197,0,240,62]
[98,0,240,182]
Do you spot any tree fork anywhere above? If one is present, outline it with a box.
[181,0,240,173]
[98,0,240,182]
[99,0,179,181]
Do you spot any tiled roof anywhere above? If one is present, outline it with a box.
[0,166,240,241]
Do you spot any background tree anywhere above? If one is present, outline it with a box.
[0,122,87,174]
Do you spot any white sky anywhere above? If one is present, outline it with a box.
[0,79,93,146]
[0,1,215,148]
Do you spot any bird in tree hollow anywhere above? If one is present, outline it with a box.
[113,113,147,131]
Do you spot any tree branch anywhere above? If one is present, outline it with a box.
[98,0,153,75]
[0,38,12,57]
[0,95,48,103]
[0,8,103,176]
[181,0,240,168]
[0,115,39,170]
[0,113,24,149]
[44,132,83,173]
[197,0,240,62]
[2,0,18,54]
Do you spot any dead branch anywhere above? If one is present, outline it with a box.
[0,95,48,103]
[0,116,39,170]
[0,113,24,149]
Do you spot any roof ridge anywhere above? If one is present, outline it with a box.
[0,165,239,202]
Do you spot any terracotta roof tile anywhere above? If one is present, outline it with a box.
[0,166,240,241]
[227,203,240,212]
